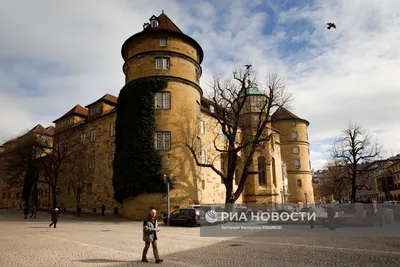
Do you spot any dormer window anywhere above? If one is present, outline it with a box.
[209,105,215,113]
[151,19,158,28]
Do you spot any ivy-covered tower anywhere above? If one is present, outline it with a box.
[118,11,204,218]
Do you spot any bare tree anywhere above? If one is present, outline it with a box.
[39,131,74,209]
[185,66,292,206]
[317,161,350,202]
[330,122,381,203]
[0,130,45,206]
[64,153,87,217]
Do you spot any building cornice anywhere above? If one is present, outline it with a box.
[128,76,203,97]
[121,30,204,64]
[123,50,202,77]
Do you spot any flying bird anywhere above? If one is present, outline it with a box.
[244,64,252,70]
[327,23,336,29]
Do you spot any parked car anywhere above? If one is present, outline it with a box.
[163,208,201,227]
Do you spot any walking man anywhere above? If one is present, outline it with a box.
[327,205,335,230]
[142,209,163,263]
[23,206,29,219]
[49,208,59,228]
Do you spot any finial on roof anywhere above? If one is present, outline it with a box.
[162,9,164,14]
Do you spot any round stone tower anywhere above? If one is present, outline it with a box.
[120,12,204,217]
[238,83,284,205]
[271,107,314,204]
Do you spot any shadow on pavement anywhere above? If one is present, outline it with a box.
[105,235,400,267]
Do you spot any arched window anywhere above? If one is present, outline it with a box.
[272,158,277,187]
[258,156,266,186]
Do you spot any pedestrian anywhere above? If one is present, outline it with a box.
[142,209,163,263]
[23,206,29,219]
[30,206,37,219]
[327,205,335,230]
[101,204,105,216]
[49,208,59,228]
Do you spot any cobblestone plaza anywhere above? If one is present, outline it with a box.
[1,209,400,267]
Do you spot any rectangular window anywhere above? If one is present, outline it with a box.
[90,129,96,142]
[293,146,299,154]
[80,133,86,144]
[156,58,162,69]
[295,159,300,169]
[160,38,167,47]
[201,149,206,164]
[155,132,171,150]
[87,184,92,195]
[163,92,170,109]
[108,152,114,166]
[163,132,171,150]
[155,92,170,109]
[297,179,302,188]
[291,131,298,140]
[56,187,61,196]
[200,121,205,134]
[163,58,170,69]
[155,93,163,109]
[155,133,163,150]
[110,123,116,137]
[196,137,201,155]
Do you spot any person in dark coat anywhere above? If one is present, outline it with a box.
[327,205,335,230]
[23,206,29,219]
[49,208,59,228]
[101,204,105,216]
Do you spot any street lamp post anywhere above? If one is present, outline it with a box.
[163,174,173,226]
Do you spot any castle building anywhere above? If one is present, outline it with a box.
[0,12,314,217]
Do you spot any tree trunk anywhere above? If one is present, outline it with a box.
[51,185,57,209]
[76,192,81,217]
[351,177,357,203]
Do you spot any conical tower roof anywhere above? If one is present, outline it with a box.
[121,11,204,63]
[271,107,309,125]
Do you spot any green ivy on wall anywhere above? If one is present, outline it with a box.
[112,77,168,204]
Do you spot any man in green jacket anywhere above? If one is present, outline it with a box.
[142,209,163,263]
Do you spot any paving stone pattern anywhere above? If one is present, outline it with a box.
[1,209,400,267]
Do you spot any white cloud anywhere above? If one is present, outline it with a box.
[0,0,399,170]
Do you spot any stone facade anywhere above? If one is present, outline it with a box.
[272,110,314,204]
[0,12,314,218]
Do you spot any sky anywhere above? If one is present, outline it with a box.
[0,0,399,171]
